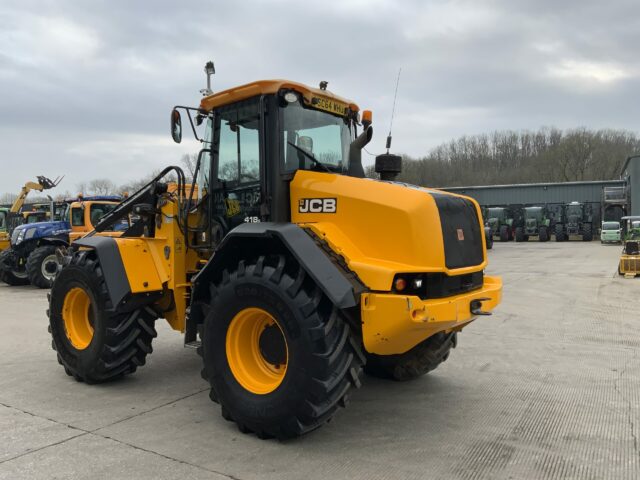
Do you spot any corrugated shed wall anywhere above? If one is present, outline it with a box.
[440,180,625,206]
[626,160,640,215]
[440,180,629,227]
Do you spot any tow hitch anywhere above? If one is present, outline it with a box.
[470,298,492,316]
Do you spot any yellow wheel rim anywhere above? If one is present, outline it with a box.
[62,287,94,350]
[226,307,288,395]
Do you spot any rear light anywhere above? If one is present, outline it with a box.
[394,277,407,291]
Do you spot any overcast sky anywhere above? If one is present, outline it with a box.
[1,0,639,194]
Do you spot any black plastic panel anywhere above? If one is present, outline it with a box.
[431,193,484,269]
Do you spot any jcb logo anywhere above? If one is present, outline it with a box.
[298,198,337,214]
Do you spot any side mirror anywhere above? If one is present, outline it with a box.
[171,109,182,144]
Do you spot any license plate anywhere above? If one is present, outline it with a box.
[311,96,348,116]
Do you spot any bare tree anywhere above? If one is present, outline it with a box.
[88,179,118,195]
[180,153,199,182]
[390,127,640,188]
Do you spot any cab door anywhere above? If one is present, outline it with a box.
[210,97,263,234]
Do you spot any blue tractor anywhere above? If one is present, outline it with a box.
[0,196,121,288]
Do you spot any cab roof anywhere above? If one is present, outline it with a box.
[199,79,359,113]
[69,200,119,208]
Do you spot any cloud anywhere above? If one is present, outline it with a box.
[546,60,632,85]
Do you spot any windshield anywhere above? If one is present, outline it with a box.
[487,208,505,220]
[525,208,543,220]
[567,205,582,216]
[603,222,620,230]
[54,204,67,221]
[89,203,117,226]
[26,213,46,223]
[0,211,6,230]
[281,100,354,172]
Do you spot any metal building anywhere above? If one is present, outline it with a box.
[440,156,640,227]
[620,155,640,216]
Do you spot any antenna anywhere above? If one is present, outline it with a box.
[386,67,401,153]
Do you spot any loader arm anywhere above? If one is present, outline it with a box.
[10,182,45,213]
[10,176,63,213]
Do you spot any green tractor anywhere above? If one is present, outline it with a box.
[485,206,514,242]
[515,206,551,242]
[554,201,593,242]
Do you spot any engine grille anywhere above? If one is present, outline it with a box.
[430,193,484,269]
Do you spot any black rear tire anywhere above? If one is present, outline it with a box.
[0,248,30,286]
[583,223,593,241]
[27,245,59,289]
[539,226,549,242]
[199,254,364,440]
[499,225,509,242]
[515,227,524,242]
[364,332,457,381]
[48,251,157,383]
[554,224,565,242]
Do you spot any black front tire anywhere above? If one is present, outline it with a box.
[583,223,593,242]
[539,226,549,242]
[515,227,525,242]
[0,248,30,286]
[364,332,457,381]
[499,225,509,242]
[554,224,565,242]
[48,251,157,383]
[200,254,364,440]
[27,245,59,288]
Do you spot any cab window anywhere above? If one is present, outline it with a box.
[89,204,116,226]
[281,100,353,172]
[196,117,214,201]
[214,98,260,185]
[71,208,84,226]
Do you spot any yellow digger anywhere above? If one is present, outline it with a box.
[48,65,502,439]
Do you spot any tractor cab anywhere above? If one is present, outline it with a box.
[485,207,513,241]
[515,206,550,242]
[169,79,368,249]
[555,201,593,241]
[524,207,544,231]
[67,200,123,243]
[24,211,49,224]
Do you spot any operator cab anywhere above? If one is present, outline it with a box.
[172,79,372,250]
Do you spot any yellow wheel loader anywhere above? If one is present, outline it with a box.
[48,67,502,439]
